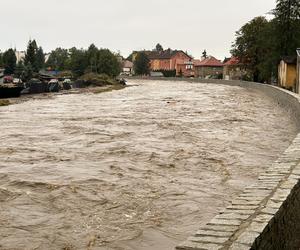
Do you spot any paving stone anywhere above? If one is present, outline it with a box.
[260,207,278,215]
[280,179,299,189]
[209,218,241,226]
[236,231,260,245]
[236,197,262,202]
[271,189,292,202]
[217,212,250,221]
[227,205,258,210]
[176,240,222,250]
[188,235,227,244]
[265,200,283,209]
[225,209,256,215]
[231,199,261,206]
[289,174,300,180]
[195,230,232,238]
[248,221,269,233]
[229,242,251,250]
[253,214,273,223]
[203,224,239,232]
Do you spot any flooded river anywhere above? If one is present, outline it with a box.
[0,80,297,250]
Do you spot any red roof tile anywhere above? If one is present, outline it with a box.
[195,56,223,67]
[224,57,240,66]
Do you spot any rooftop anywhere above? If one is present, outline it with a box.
[281,56,297,64]
[123,60,133,68]
[195,56,223,67]
[224,57,241,66]
[146,49,192,60]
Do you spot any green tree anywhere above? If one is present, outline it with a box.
[155,43,164,52]
[23,64,34,81]
[231,16,271,82]
[14,61,25,79]
[97,49,121,77]
[36,47,45,71]
[24,40,38,71]
[87,44,99,73]
[133,52,150,75]
[0,52,3,68]
[46,48,69,71]
[273,0,300,56]
[2,48,17,75]
[69,47,88,77]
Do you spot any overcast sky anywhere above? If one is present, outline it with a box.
[1,0,275,59]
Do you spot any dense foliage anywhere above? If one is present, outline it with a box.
[154,69,176,77]
[46,44,121,78]
[232,0,300,83]
[155,43,164,52]
[24,40,45,72]
[2,49,17,75]
[1,40,121,82]
[0,52,3,68]
[46,48,69,71]
[133,52,150,75]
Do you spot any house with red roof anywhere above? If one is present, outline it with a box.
[146,49,193,76]
[223,57,248,81]
[176,59,201,77]
[194,56,223,79]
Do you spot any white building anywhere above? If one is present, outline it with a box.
[122,60,134,75]
[15,51,26,63]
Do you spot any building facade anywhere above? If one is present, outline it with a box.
[223,57,248,81]
[122,60,134,75]
[146,49,192,76]
[278,56,297,92]
[176,59,201,77]
[194,56,223,79]
[15,51,26,63]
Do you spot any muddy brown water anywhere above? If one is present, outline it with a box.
[0,80,297,250]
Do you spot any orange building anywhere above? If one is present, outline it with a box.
[278,56,297,92]
[146,49,192,76]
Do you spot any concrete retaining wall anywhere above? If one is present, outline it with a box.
[127,77,300,250]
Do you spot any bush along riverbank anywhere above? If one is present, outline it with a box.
[0,73,126,106]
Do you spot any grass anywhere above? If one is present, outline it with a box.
[0,100,10,106]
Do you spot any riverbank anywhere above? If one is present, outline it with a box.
[0,84,126,107]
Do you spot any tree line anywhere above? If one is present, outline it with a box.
[0,40,121,81]
[232,0,300,83]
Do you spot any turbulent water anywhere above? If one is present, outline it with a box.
[0,80,297,250]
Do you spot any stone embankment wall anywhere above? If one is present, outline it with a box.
[127,77,300,250]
